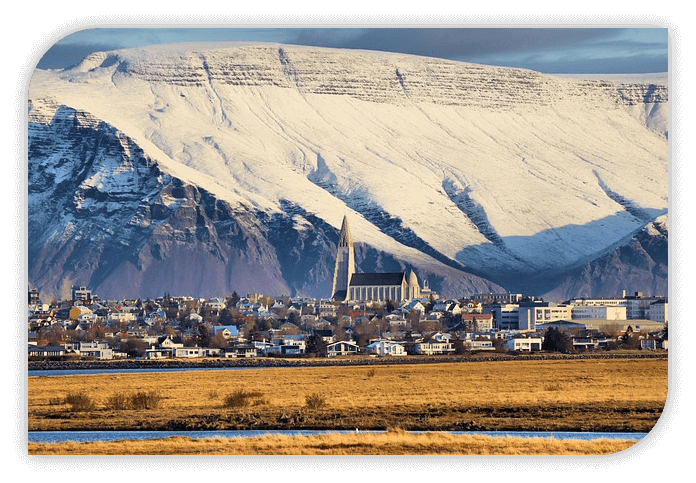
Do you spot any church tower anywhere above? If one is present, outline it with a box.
[331,215,355,301]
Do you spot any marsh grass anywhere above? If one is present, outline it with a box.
[305,393,327,410]
[27,432,638,455]
[63,391,96,412]
[223,389,266,408]
[29,358,668,434]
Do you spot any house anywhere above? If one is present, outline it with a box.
[318,300,337,318]
[107,311,137,324]
[266,336,306,355]
[572,337,601,350]
[461,339,495,351]
[222,343,257,358]
[461,313,494,332]
[28,345,66,358]
[70,341,114,360]
[326,340,360,357]
[433,301,462,315]
[506,337,543,352]
[640,338,659,350]
[146,347,172,359]
[312,329,336,344]
[401,300,426,316]
[205,297,227,312]
[413,333,454,355]
[212,325,239,339]
[144,310,167,326]
[69,305,93,320]
[173,347,203,358]
[156,335,184,349]
[364,340,406,357]
[187,313,203,324]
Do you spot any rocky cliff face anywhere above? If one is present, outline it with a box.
[28,43,668,300]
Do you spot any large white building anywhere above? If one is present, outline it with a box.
[518,303,572,331]
[331,216,422,303]
[571,305,627,320]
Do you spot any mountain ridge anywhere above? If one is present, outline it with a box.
[28,42,668,301]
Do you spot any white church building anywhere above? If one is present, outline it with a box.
[331,216,422,303]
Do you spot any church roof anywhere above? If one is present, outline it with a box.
[350,272,406,286]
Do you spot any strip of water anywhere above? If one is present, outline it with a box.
[28,429,647,444]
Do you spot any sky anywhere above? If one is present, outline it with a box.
[36,26,669,74]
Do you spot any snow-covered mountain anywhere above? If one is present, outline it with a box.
[27,42,668,301]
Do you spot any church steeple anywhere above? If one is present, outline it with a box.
[331,215,355,301]
[337,215,353,247]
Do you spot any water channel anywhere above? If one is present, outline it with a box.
[28,430,647,444]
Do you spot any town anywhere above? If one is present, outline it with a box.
[27,215,668,361]
[27,282,668,361]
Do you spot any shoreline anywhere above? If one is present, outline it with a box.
[28,351,668,372]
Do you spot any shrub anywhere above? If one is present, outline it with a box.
[64,391,96,412]
[102,391,162,410]
[223,389,264,408]
[129,390,162,410]
[105,392,132,410]
[305,393,327,410]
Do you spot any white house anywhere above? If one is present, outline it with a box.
[206,297,227,311]
[107,311,136,324]
[266,337,306,355]
[462,339,495,351]
[364,340,407,357]
[414,333,454,355]
[506,337,543,352]
[74,341,113,360]
[326,340,360,357]
[212,325,239,339]
[173,347,204,358]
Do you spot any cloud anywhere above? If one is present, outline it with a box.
[290,28,616,58]
[35,27,668,73]
[286,27,668,73]
[37,43,118,70]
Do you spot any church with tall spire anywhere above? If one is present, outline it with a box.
[331,215,355,301]
[331,215,422,303]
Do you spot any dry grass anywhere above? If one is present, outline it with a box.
[27,430,638,455]
[28,358,668,435]
[29,359,667,409]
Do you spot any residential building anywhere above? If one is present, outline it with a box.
[70,341,113,360]
[364,340,407,356]
[326,340,360,357]
[413,333,455,355]
[506,337,543,352]
[71,286,93,301]
[461,313,494,332]
[212,325,239,339]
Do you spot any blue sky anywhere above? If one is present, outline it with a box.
[37,27,669,74]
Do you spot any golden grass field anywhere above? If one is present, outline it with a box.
[27,430,639,455]
[28,357,668,454]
